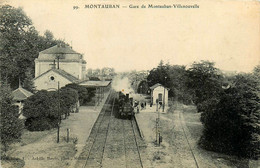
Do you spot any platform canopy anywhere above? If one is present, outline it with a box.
[78,80,111,88]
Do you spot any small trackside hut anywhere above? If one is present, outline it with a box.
[150,83,169,107]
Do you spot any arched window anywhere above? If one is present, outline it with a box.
[158,93,162,102]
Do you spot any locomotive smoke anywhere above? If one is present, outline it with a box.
[112,76,134,94]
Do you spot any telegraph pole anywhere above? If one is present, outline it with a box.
[97,88,100,106]
[158,100,161,146]
[57,82,60,143]
[163,76,167,112]
[155,99,160,145]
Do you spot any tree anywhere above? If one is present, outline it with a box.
[23,90,59,131]
[23,90,58,118]
[59,87,78,118]
[137,80,149,94]
[147,60,170,88]
[253,64,260,77]
[44,30,54,41]
[87,68,93,76]
[200,73,260,158]
[0,83,23,151]
[92,68,101,76]
[166,65,192,103]
[64,83,89,105]
[23,68,35,93]
[0,5,66,89]
[186,61,223,107]
[0,5,33,88]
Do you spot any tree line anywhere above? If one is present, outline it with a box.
[147,60,260,158]
[23,83,95,131]
[0,5,98,153]
[0,5,66,91]
[0,83,96,152]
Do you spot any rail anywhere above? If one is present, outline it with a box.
[131,118,143,168]
[83,91,115,168]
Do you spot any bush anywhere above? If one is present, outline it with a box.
[1,155,25,168]
[0,84,23,151]
[23,88,79,131]
[23,90,58,119]
[25,117,57,131]
[64,83,89,105]
[199,74,260,158]
[58,87,78,117]
[86,88,95,102]
[186,61,223,106]
[64,83,95,105]
[23,90,59,131]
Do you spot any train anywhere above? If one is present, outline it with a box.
[115,91,134,119]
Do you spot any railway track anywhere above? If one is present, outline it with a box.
[123,118,143,168]
[83,91,115,168]
[80,91,144,168]
[178,111,200,168]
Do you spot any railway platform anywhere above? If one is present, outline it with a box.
[69,90,111,168]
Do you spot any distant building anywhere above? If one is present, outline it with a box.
[150,83,169,106]
[12,85,33,118]
[34,44,87,90]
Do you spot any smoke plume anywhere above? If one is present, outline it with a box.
[112,76,134,94]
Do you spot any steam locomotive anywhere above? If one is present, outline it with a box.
[115,91,134,119]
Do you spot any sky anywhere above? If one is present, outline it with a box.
[2,0,260,72]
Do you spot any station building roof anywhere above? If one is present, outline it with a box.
[12,86,33,101]
[79,80,111,88]
[150,83,170,90]
[40,45,79,55]
[37,45,84,62]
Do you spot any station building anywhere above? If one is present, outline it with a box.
[34,44,87,91]
[150,83,169,106]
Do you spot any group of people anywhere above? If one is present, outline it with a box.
[134,100,147,113]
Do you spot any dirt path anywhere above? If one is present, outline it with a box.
[173,109,221,168]
[135,104,232,168]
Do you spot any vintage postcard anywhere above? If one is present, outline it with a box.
[0,0,259,168]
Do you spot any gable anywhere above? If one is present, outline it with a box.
[34,69,79,82]
[34,70,72,83]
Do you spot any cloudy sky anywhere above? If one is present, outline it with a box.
[3,0,260,72]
